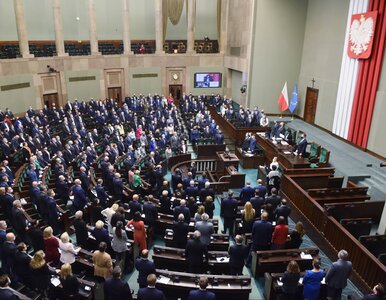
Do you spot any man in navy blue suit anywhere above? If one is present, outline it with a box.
[71,179,88,211]
[188,276,216,300]
[221,191,238,235]
[228,235,247,275]
[104,266,132,300]
[294,132,308,156]
[0,274,19,300]
[135,249,156,289]
[239,181,255,205]
[28,164,38,185]
[137,274,166,300]
[251,212,273,251]
[173,199,191,222]
[274,199,291,224]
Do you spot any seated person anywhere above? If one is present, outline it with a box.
[0,274,19,300]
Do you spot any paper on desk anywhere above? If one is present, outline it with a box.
[277,280,283,286]
[158,276,170,284]
[298,277,303,284]
[281,141,289,146]
[283,151,292,155]
[216,257,229,263]
[321,277,326,284]
[244,153,254,157]
[300,252,313,259]
[189,222,195,226]
[256,133,266,136]
[51,277,61,287]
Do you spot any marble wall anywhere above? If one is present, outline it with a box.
[0,53,225,113]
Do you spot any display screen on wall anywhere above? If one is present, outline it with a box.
[194,73,222,88]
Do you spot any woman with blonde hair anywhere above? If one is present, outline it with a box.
[241,201,255,234]
[60,263,80,299]
[30,250,58,294]
[59,232,81,264]
[286,221,305,249]
[194,205,205,221]
[43,226,60,265]
[102,203,119,234]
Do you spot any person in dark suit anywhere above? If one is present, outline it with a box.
[171,169,183,192]
[11,200,29,243]
[46,189,61,235]
[274,199,291,224]
[281,260,301,300]
[104,266,133,300]
[137,274,166,300]
[128,194,142,219]
[13,243,32,286]
[185,180,199,199]
[199,181,215,203]
[28,220,45,253]
[95,179,110,207]
[73,210,88,248]
[294,133,308,156]
[92,220,112,252]
[28,164,38,185]
[221,191,238,235]
[71,179,88,211]
[142,196,158,230]
[228,235,247,275]
[56,175,69,204]
[0,220,7,271]
[239,181,255,205]
[185,231,208,274]
[2,233,16,280]
[188,276,216,300]
[173,214,189,248]
[251,211,273,251]
[113,173,124,201]
[325,249,353,300]
[249,189,265,213]
[135,249,156,289]
[173,199,191,222]
[0,274,19,300]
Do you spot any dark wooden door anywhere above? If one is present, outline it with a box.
[169,84,183,101]
[43,93,59,108]
[304,87,319,124]
[108,87,122,103]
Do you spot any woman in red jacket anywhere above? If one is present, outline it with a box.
[271,216,288,250]
[43,226,60,266]
[127,211,147,251]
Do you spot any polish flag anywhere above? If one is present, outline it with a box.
[278,82,289,112]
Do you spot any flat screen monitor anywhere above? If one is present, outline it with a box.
[194,72,222,88]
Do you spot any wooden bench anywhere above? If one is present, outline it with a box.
[251,247,319,278]
[340,218,374,239]
[324,200,385,222]
[155,269,252,300]
[359,234,386,259]
[153,245,230,275]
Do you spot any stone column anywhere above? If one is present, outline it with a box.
[122,0,133,54]
[187,0,196,54]
[220,0,229,54]
[13,0,33,58]
[53,0,68,56]
[88,0,100,55]
[154,0,164,54]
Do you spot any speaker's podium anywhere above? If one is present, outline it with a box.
[216,151,240,173]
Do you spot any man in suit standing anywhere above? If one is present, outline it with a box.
[199,181,215,203]
[11,200,28,243]
[325,249,352,300]
[135,249,156,289]
[173,214,189,248]
[185,180,199,199]
[143,196,158,230]
[274,199,291,224]
[0,221,7,272]
[221,191,238,235]
[228,235,247,275]
[251,212,273,251]
[137,274,166,300]
[294,133,308,156]
[2,233,16,280]
[188,276,216,300]
[185,231,208,273]
[239,181,255,205]
[195,213,214,245]
[104,266,133,300]
[95,179,110,208]
[173,199,191,222]
[71,179,88,211]
[73,210,88,248]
